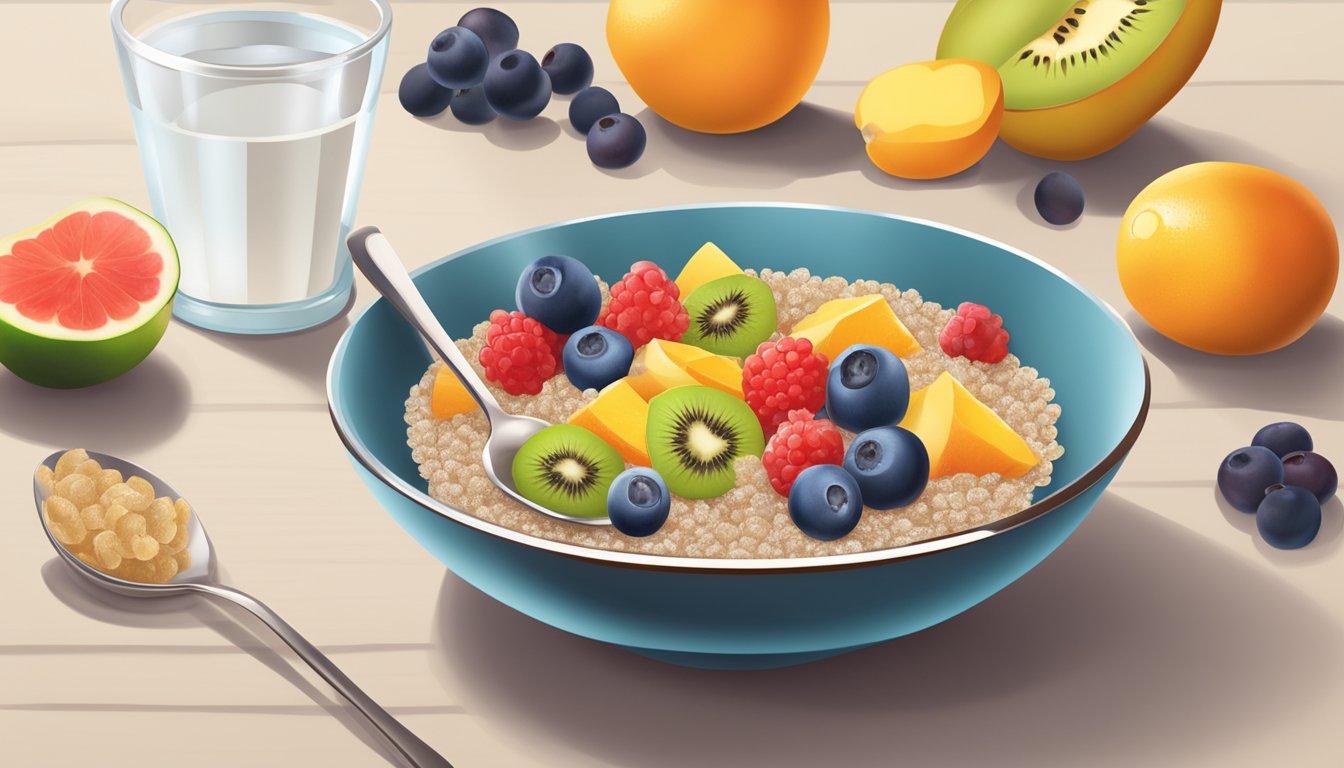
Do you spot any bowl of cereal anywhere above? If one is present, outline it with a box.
[327,203,1149,670]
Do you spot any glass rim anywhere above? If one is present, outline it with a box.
[109,0,392,79]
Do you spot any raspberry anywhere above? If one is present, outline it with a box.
[762,410,845,497]
[939,302,1010,364]
[478,310,561,395]
[742,337,829,435]
[596,260,690,349]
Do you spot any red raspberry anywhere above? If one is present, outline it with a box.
[939,302,1010,364]
[762,410,845,497]
[597,260,690,349]
[478,310,561,395]
[742,337,829,435]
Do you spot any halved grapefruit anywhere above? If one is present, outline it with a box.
[0,198,178,388]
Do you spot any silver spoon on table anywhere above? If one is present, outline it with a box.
[34,450,452,768]
[347,226,613,527]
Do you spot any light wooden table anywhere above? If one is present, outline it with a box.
[2,2,1341,766]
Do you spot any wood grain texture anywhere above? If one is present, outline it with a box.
[1,2,1341,767]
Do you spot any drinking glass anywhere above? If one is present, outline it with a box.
[111,0,392,334]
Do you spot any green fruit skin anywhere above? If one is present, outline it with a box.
[937,0,1077,69]
[0,300,173,389]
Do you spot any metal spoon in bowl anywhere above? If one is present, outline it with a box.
[34,450,452,768]
[347,226,613,527]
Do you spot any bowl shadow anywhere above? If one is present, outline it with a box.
[1130,312,1344,421]
[0,353,191,451]
[429,494,1342,767]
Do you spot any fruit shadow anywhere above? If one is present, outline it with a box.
[35,559,457,761]
[178,308,353,398]
[628,103,869,189]
[1215,486,1344,565]
[0,354,190,452]
[977,117,1324,218]
[418,111,562,152]
[1129,311,1344,421]
[429,495,1343,767]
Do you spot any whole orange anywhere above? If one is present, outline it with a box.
[606,0,829,134]
[1118,162,1338,355]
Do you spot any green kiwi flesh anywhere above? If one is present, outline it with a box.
[679,274,777,358]
[647,386,765,499]
[512,424,625,518]
[939,0,1187,111]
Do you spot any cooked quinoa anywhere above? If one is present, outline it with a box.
[404,268,1063,559]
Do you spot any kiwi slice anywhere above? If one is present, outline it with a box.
[647,386,765,499]
[941,0,1188,111]
[680,274,777,358]
[511,424,625,518]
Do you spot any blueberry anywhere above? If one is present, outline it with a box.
[788,464,864,541]
[458,7,520,58]
[426,27,490,89]
[484,50,552,121]
[1252,421,1313,459]
[569,87,621,135]
[1216,446,1284,513]
[450,87,495,125]
[607,468,671,537]
[1256,485,1322,550]
[587,113,647,169]
[1282,451,1337,504]
[563,327,634,392]
[541,43,594,95]
[398,63,454,117]
[843,427,929,510]
[1034,171,1085,226]
[515,255,602,334]
[824,345,910,433]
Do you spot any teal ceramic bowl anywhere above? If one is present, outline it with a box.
[327,204,1149,670]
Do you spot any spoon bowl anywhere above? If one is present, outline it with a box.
[35,450,452,768]
[35,450,215,598]
[347,226,611,527]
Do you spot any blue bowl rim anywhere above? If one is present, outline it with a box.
[326,202,1151,574]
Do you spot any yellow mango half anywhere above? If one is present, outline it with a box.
[900,371,1037,479]
[431,367,478,419]
[674,242,744,298]
[626,339,744,399]
[569,379,650,466]
[790,295,921,362]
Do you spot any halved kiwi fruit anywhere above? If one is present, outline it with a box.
[511,424,625,518]
[680,274,777,358]
[938,0,1221,160]
[647,385,765,499]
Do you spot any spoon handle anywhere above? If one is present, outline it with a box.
[191,582,453,768]
[347,226,505,423]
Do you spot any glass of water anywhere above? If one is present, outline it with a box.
[111,0,392,335]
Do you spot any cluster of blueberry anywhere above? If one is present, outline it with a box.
[397,7,647,169]
[1217,422,1337,549]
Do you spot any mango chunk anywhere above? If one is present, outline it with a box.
[674,242,744,298]
[431,367,478,419]
[790,295,921,362]
[855,59,1004,180]
[899,371,1037,479]
[569,379,650,466]
[626,339,744,400]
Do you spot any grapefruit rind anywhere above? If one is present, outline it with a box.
[0,198,178,389]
